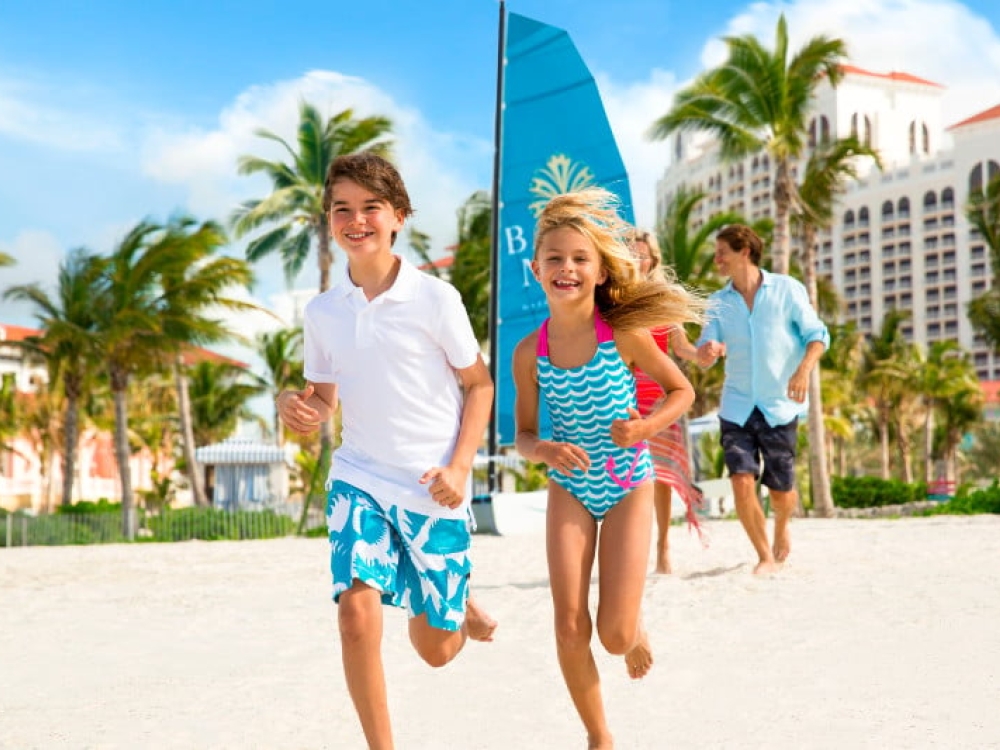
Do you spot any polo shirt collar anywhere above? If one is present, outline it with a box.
[332,254,420,301]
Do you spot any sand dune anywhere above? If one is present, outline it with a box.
[3,515,999,749]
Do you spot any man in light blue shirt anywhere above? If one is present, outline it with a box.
[697,224,829,574]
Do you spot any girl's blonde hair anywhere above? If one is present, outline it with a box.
[534,188,705,331]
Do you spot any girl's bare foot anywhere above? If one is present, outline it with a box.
[465,597,498,642]
[587,732,615,749]
[654,554,672,575]
[753,559,782,575]
[624,627,653,680]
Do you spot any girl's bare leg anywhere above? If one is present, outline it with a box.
[546,482,613,749]
[597,483,655,679]
[652,483,673,574]
[339,582,394,750]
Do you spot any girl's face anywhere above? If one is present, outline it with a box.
[328,178,405,257]
[532,226,607,302]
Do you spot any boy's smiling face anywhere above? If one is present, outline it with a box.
[329,178,405,258]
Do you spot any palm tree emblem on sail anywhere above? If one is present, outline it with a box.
[528,154,596,217]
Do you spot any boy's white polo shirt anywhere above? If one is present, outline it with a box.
[303,256,480,519]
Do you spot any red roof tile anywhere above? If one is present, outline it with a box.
[947,103,1000,130]
[0,323,41,342]
[839,64,944,89]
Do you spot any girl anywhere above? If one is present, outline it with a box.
[629,228,708,574]
[512,189,704,750]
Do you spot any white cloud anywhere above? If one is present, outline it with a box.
[0,77,125,152]
[0,230,67,326]
[706,0,1000,125]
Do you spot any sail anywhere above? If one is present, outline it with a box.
[494,11,634,446]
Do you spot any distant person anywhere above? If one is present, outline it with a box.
[276,151,496,750]
[696,224,829,574]
[629,228,707,574]
[512,188,703,750]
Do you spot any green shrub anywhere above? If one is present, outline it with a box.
[832,476,927,508]
[143,507,294,542]
[921,481,1000,515]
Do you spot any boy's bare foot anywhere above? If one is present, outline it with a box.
[624,627,653,680]
[773,525,791,562]
[465,598,497,642]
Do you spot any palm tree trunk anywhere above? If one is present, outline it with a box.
[923,406,934,485]
[800,224,834,516]
[771,159,795,274]
[174,356,209,507]
[807,368,834,516]
[61,391,80,507]
[317,219,333,293]
[110,371,136,540]
[879,411,891,480]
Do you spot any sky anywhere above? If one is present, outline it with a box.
[3,0,1000,358]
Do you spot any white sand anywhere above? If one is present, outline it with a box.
[3,515,1000,749]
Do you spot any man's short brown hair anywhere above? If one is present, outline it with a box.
[717,224,764,266]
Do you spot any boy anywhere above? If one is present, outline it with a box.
[276,152,496,750]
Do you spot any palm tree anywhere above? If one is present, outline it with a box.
[257,327,303,445]
[4,249,105,507]
[231,102,393,293]
[154,216,258,507]
[820,323,865,476]
[186,360,267,447]
[649,14,847,274]
[965,171,1000,348]
[858,311,912,479]
[449,190,492,343]
[0,251,14,267]
[795,136,881,515]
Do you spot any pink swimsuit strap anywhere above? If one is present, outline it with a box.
[536,315,613,357]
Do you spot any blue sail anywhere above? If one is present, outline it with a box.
[495,11,634,446]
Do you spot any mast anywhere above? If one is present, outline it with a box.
[486,0,506,496]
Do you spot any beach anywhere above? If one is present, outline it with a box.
[3,514,999,749]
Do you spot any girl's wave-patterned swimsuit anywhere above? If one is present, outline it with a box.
[536,314,654,520]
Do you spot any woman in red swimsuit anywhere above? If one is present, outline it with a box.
[629,229,707,573]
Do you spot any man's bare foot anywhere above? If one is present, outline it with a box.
[753,558,782,575]
[465,598,497,642]
[773,525,791,562]
[587,732,615,749]
[624,627,653,680]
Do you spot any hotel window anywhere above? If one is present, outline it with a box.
[928,323,941,337]
[897,196,910,218]
[943,250,956,264]
[883,244,895,258]
[973,281,987,293]
[861,300,872,313]
[845,269,857,282]
[884,296,897,310]
[942,234,955,248]
[900,259,911,272]
[844,209,855,229]
[860,283,871,295]
[927,306,940,319]
[945,322,958,336]
[941,187,954,211]
[883,261,896,275]
[881,200,894,221]
[927,289,940,302]
[943,269,956,282]
[972,245,985,260]
[926,254,939,268]
[923,190,937,213]
[901,293,912,307]
[944,303,958,317]
[925,271,939,283]
[883,279,896,292]
[899,241,911,255]
[859,206,870,227]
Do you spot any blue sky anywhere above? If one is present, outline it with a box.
[3,0,1000,348]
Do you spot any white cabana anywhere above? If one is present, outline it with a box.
[195,438,288,511]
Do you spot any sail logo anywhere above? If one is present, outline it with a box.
[528,154,597,217]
